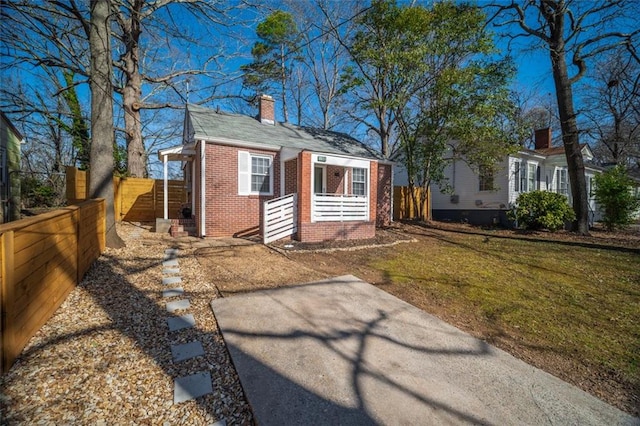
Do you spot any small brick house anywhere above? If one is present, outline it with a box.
[158,95,393,243]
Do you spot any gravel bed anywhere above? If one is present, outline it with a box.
[0,222,253,425]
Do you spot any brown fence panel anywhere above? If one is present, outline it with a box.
[119,177,155,221]
[65,166,89,204]
[65,167,185,221]
[78,199,105,279]
[155,180,186,219]
[0,199,105,374]
[393,186,431,221]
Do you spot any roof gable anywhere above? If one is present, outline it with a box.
[185,104,383,160]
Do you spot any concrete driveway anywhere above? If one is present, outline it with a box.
[210,275,637,425]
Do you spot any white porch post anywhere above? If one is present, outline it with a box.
[191,160,195,212]
[163,154,168,219]
[200,140,206,237]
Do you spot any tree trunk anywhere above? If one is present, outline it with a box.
[280,44,288,123]
[121,1,146,177]
[90,0,125,248]
[123,65,145,177]
[378,104,389,159]
[549,39,590,235]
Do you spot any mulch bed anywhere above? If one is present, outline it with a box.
[0,222,253,425]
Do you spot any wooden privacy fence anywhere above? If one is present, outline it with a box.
[66,166,186,221]
[0,199,105,373]
[393,186,431,221]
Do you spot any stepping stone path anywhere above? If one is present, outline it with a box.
[160,247,214,406]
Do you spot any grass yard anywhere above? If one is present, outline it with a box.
[288,224,640,415]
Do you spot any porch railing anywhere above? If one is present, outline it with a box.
[312,193,369,222]
[263,193,297,244]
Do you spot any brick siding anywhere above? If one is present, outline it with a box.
[368,161,378,224]
[325,165,345,194]
[298,221,376,242]
[203,143,280,237]
[196,142,392,241]
[284,159,297,195]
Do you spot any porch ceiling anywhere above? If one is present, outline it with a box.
[158,143,196,161]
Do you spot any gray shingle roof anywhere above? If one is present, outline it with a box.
[186,104,383,160]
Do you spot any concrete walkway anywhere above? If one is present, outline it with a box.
[210,275,638,425]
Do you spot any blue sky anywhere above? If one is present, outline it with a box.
[2,0,618,178]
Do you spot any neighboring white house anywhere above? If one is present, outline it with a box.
[395,128,603,227]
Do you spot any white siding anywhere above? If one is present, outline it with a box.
[431,158,510,211]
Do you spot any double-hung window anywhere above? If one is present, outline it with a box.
[478,165,494,191]
[514,161,521,192]
[251,156,271,193]
[238,151,273,195]
[556,168,568,196]
[352,167,367,196]
[527,163,537,191]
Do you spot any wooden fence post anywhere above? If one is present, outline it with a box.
[1,231,15,374]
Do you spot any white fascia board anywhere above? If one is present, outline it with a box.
[311,152,371,169]
[515,150,546,160]
[196,135,280,152]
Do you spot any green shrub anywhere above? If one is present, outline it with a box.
[594,166,640,231]
[509,190,575,232]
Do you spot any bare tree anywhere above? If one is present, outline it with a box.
[111,0,247,177]
[582,48,640,169]
[293,0,355,130]
[487,0,640,234]
[90,0,124,248]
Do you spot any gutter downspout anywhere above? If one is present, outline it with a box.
[200,140,206,237]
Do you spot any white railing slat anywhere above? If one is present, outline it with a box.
[312,193,369,222]
[263,193,297,244]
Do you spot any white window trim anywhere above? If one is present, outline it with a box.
[352,167,367,196]
[238,151,274,196]
[556,167,568,195]
[478,165,494,192]
[527,162,538,192]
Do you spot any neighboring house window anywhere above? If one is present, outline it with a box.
[527,163,537,191]
[478,165,494,191]
[556,168,568,195]
[352,167,367,196]
[238,151,273,195]
[515,160,527,192]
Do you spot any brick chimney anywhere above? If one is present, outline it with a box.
[258,94,275,125]
[534,127,552,150]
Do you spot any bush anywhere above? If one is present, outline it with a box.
[594,166,640,231]
[21,176,57,207]
[509,190,575,232]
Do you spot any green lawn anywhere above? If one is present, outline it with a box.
[371,230,640,405]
